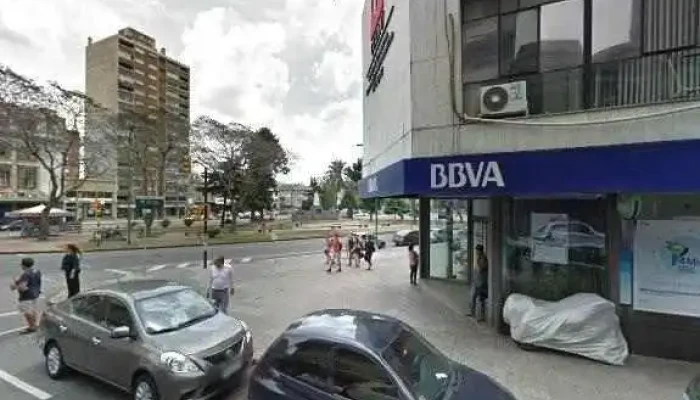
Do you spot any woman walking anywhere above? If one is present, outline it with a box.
[61,244,81,298]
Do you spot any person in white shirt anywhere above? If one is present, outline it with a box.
[209,256,234,314]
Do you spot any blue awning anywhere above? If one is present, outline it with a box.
[359,138,700,198]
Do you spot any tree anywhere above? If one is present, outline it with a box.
[342,158,362,218]
[324,159,346,210]
[191,116,247,230]
[301,177,320,210]
[383,198,410,220]
[239,127,290,219]
[0,65,118,239]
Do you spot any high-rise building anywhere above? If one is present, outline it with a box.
[85,27,191,219]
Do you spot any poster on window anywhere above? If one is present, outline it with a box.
[530,213,569,265]
[633,220,700,317]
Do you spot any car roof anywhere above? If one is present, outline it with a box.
[88,279,190,300]
[283,309,405,352]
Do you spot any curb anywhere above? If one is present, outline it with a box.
[0,229,401,255]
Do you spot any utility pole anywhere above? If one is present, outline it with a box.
[202,167,208,269]
[126,126,134,245]
[374,197,379,246]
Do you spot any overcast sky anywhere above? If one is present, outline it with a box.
[0,0,364,184]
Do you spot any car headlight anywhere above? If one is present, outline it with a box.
[160,352,203,375]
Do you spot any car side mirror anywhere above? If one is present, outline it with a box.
[110,326,132,339]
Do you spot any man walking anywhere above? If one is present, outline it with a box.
[469,244,488,321]
[408,244,419,285]
[208,256,234,314]
[10,258,42,334]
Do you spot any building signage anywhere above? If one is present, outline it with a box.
[366,0,395,96]
[633,219,700,318]
[430,161,505,189]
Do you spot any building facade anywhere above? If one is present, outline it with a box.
[274,183,311,212]
[85,27,191,219]
[359,0,700,362]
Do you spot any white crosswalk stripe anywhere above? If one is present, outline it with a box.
[240,257,252,263]
[147,264,168,272]
[176,262,191,269]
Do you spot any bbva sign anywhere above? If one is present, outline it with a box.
[431,161,505,189]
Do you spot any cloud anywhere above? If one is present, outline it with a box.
[0,0,365,183]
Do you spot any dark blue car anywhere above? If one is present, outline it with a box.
[249,309,516,400]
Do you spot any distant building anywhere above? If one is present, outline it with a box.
[85,27,191,219]
[0,105,70,218]
[274,183,310,211]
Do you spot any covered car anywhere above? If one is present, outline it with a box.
[502,293,629,365]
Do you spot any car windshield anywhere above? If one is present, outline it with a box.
[134,289,217,334]
[382,329,452,400]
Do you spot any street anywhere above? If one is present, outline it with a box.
[0,238,696,400]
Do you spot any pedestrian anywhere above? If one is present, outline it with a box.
[351,235,363,268]
[469,244,489,321]
[61,243,81,298]
[208,256,234,314]
[10,257,42,334]
[332,233,343,272]
[347,234,355,264]
[408,244,419,285]
[325,234,333,272]
[364,236,376,270]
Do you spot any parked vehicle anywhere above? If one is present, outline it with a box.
[394,229,419,246]
[249,309,516,400]
[353,231,387,249]
[0,219,23,231]
[686,374,699,400]
[39,279,254,400]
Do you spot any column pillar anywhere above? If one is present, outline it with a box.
[487,197,509,331]
[419,197,431,279]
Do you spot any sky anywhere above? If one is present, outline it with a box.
[0,0,364,184]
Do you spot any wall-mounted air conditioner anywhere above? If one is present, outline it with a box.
[479,81,528,117]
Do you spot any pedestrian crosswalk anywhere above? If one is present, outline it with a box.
[94,247,408,276]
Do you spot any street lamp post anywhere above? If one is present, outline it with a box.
[126,125,134,245]
[202,167,209,269]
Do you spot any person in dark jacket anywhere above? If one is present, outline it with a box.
[61,244,81,298]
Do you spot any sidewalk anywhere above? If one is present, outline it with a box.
[195,247,697,400]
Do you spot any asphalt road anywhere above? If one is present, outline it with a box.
[0,234,397,278]
[0,239,405,400]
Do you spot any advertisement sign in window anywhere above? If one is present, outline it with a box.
[530,213,570,265]
[633,220,700,317]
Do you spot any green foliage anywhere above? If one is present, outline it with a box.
[160,219,171,228]
[183,218,194,227]
[207,227,221,238]
[383,198,410,219]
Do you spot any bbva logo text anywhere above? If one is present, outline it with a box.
[431,161,505,189]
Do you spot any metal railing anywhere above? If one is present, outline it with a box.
[465,48,700,117]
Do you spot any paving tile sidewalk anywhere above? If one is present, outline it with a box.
[199,247,698,400]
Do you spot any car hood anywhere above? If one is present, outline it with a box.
[445,365,516,400]
[149,311,244,356]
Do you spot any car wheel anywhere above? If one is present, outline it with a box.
[45,342,68,379]
[133,374,160,400]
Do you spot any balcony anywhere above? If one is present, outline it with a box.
[464,48,700,118]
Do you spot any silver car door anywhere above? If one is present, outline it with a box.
[94,295,140,389]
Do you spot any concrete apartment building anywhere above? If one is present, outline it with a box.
[85,27,191,219]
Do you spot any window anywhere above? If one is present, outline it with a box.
[592,0,641,63]
[643,0,698,53]
[103,297,134,330]
[0,166,10,187]
[333,348,398,400]
[382,329,451,400]
[462,16,499,82]
[72,295,104,324]
[276,340,332,389]
[539,0,584,71]
[463,0,498,21]
[17,166,37,190]
[500,9,539,75]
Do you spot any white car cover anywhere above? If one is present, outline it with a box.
[502,293,629,365]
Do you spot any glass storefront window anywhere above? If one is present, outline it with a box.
[504,198,608,302]
[428,199,489,283]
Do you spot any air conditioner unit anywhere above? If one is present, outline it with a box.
[479,81,528,117]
